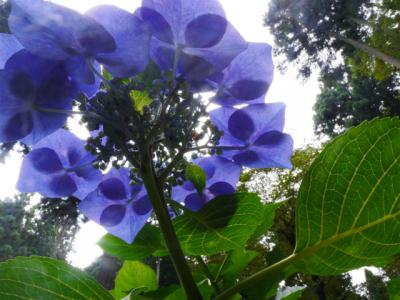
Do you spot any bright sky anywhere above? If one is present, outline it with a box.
[0,0,325,272]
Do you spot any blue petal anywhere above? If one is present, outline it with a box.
[1,111,33,142]
[137,7,174,44]
[223,134,294,169]
[0,33,23,68]
[215,43,274,106]
[228,110,255,142]
[208,182,235,197]
[184,14,227,48]
[196,156,241,188]
[88,5,151,77]
[9,0,115,60]
[100,205,127,227]
[79,171,152,243]
[64,57,100,98]
[49,173,77,197]
[185,192,206,212]
[184,22,247,74]
[29,148,64,173]
[17,129,101,198]
[132,195,152,215]
[210,103,287,147]
[142,0,227,46]
[99,178,127,201]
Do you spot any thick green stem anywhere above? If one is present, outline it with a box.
[215,254,297,300]
[139,149,203,300]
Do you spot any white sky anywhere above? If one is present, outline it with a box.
[0,0,324,271]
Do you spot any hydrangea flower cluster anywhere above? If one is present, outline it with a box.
[1,0,293,243]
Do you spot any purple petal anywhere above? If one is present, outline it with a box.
[88,5,151,77]
[49,173,77,197]
[184,14,227,48]
[185,192,206,212]
[228,110,255,142]
[208,182,235,197]
[79,171,152,243]
[0,33,23,68]
[231,150,260,166]
[132,195,152,215]
[254,131,287,146]
[10,0,115,60]
[137,7,174,44]
[224,134,294,169]
[142,0,227,45]
[210,104,287,146]
[100,205,127,227]
[184,22,247,73]
[172,184,194,203]
[196,156,241,188]
[179,52,215,81]
[29,148,64,173]
[215,43,274,106]
[150,40,175,71]
[99,178,127,201]
[2,111,33,142]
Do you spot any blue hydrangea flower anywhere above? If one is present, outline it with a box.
[137,0,247,81]
[0,49,76,144]
[79,168,153,243]
[9,0,151,79]
[172,156,242,211]
[211,43,274,106]
[17,129,102,199]
[0,33,23,69]
[210,103,293,168]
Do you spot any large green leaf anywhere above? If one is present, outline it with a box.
[0,256,113,300]
[173,193,264,255]
[221,250,258,287]
[112,261,157,299]
[295,118,400,274]
[98,224,167,261]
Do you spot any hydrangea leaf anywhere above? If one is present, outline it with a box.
[98,224,167,261]
[112,261,157,300]
[388,277,400,300]
[185,163,207,194]
[174,192,264,255]
[0,256,113,300]
[221,250,258,288]
[251,202,282,240]
[294,118,400,274]
[130,90,153,115]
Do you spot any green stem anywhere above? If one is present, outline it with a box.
[196,256,222,294]
[139,148,203,300]
[215,254,297,300]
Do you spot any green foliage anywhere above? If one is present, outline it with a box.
[295,118,400,274]
[112,261,158,299]
[185,163,206,194]
[98,224,167,261]
[363,270,389,300]
[0,256,113,300]
[130,90,153,115]
[265,0,399,78]
[314,66,400,137]
[173,193,265,255]
[85,254,122,290]
[0,195,79,261]
[0,0,10,34]
[388,277,400,300]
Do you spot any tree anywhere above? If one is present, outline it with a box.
[265,0,400,78]
[313,66,400,137]
[0,0,9,34]
[0,195,79,261]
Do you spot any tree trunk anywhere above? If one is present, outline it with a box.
[336,34,400,69]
